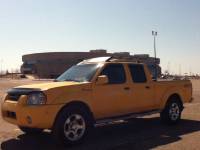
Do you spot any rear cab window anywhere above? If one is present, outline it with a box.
[128,64,147,83]
[100,64,126,84]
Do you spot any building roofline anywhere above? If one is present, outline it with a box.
[22,51,111,57]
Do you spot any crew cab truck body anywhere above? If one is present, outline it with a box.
[1,57,193,146]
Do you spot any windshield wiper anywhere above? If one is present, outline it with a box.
[54,79,83,82]
[65,79,81,82]
[54,79,78,82]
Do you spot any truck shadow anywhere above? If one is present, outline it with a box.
[1,117,200,150]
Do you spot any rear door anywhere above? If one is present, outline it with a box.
[128,64,156,112]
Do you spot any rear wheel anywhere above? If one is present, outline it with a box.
[160,99,182,124]
[19,126,43,134]
[52,105,94,146]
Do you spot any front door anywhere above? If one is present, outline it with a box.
[92,64,131,119]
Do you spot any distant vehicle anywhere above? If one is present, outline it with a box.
[1,57,193,146]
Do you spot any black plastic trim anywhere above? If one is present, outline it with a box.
[7,88,41,95]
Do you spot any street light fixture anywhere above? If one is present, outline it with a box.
[152,30,158,80]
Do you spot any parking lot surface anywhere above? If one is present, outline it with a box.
[0,79,200,150]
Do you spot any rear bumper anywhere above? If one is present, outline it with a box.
[1,96,63,129]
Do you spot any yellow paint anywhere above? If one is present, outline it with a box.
[1,62,193,129]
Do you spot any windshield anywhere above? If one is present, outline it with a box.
[56,64,99,82]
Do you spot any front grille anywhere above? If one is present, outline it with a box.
[7,94,21,101]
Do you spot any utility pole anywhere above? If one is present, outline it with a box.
[179,64,182,76]
[152,30,158,80]
[0,59,3,78]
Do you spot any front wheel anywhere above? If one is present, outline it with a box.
[160,99,182,124]
[52,106,94,146]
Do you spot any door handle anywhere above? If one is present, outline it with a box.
[124,87,130,90]
[145,86,150,89]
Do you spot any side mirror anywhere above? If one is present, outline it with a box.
[96,75,108,85]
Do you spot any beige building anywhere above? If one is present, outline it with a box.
[21,50,161,78]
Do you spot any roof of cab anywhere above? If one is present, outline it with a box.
[78,56,144,65]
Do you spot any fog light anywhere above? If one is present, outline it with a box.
[26,116,32,124]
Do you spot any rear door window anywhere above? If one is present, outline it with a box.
[128,64,147,83]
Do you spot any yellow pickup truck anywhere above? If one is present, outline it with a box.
[1,57,193,146]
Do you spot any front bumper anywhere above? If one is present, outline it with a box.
[1,95,63,129]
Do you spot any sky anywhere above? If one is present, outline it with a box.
[0,0,200,74]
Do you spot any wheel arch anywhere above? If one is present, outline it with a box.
[165,93,184,110]
[52,100,95,129]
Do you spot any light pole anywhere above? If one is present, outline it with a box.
[152,30,158,80]
[0,59,3,78]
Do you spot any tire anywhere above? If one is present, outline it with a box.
[160,99,183,125]
[52,105,94,146]
[19,126,43,134]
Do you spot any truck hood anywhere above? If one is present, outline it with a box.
[7,81,92,104]
[15,81,85,91]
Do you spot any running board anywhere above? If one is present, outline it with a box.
[95,109,161,127]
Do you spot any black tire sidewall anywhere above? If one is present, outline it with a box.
[161,99,182,124]
[52,106,93,146]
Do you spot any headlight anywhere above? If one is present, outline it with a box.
[27,92,47,105]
